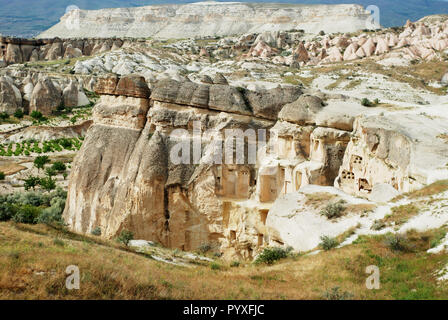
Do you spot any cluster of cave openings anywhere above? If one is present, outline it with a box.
[341,170,355,183]
[350,155,363,169]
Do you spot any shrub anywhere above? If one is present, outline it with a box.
[91,227,102,236]
[52,161,66,172]
[12,204,41,224]
[198,243,212,254]
[385,234,414,252]
[323,287,353,300]
[39,177,56,191]
[117,229,134,246]
[30,111,43,120]
[319,235,339,251]
[320,200,346,219]
[0,171,5,180]
[53,238,65,246]
[45,167,57,177]
[361,98,373,107]
[230,261,240,268]
[36,197,65,224]
[255,247,289,265]
[24,176,40,190]
[13,109,24,119]
[0,112,9,120]
[371,220,386,231]
[210,262,221,270]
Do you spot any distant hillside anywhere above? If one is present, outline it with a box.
[2,0,448,37]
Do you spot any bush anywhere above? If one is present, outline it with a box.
[30,111,43,120]
[255,247,289,265]
[385,234,414,252]
[319,235,339,251]
[0,171,5,180]
[13,109,24,119]
[323,287,353,300]
[210,262,221,270]
[230,261,240,268]
[361,98,373,107]
[371,220,386,231]
[52,161,66,172]
[12,204,41,224]
[45,167,57,177]
[198,243,212,254]
[39,177,56,191]
[36,197,65,224]
[91,227,102,236]
[0,112,9,120]
[320,200,346,219]
[117,229,134,246]
[24,176,40,190]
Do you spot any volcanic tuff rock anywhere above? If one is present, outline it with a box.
[38,2,372,39]
[29,77,62,115]
[0,76,22,114]
[62,73,448,259]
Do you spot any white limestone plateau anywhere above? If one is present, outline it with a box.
[38,2,372,39]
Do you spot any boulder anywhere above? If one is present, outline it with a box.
[115,75,151,98]
[244,86,302,120]
[278,95,325,125]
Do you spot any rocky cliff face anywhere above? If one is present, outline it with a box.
[38,2,371,39]
[63,73,448,260]
[0,37,126,65]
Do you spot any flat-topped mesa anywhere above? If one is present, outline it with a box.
[38,2,372,39]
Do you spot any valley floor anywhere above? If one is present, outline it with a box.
[1,221,448,300]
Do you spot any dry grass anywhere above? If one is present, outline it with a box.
[1,222,448,300]
[305,192,337,208]
[380,203,420,227]
[346,203,377,214]
[394,180,448,201]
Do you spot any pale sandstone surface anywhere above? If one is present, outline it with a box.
[38,2,371,39]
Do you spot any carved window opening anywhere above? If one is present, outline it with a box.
[258,234,264,247]
[230,230,236,241]
[358,178,372,192]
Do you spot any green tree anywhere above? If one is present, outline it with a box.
[34,155,50,171]
[24,176,40,190]
[0,172,5,180]
[45,167,57,178]
[51,161,66,172]
[39,177,56,191]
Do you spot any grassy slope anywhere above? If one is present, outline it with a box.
[1,221,448,300]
